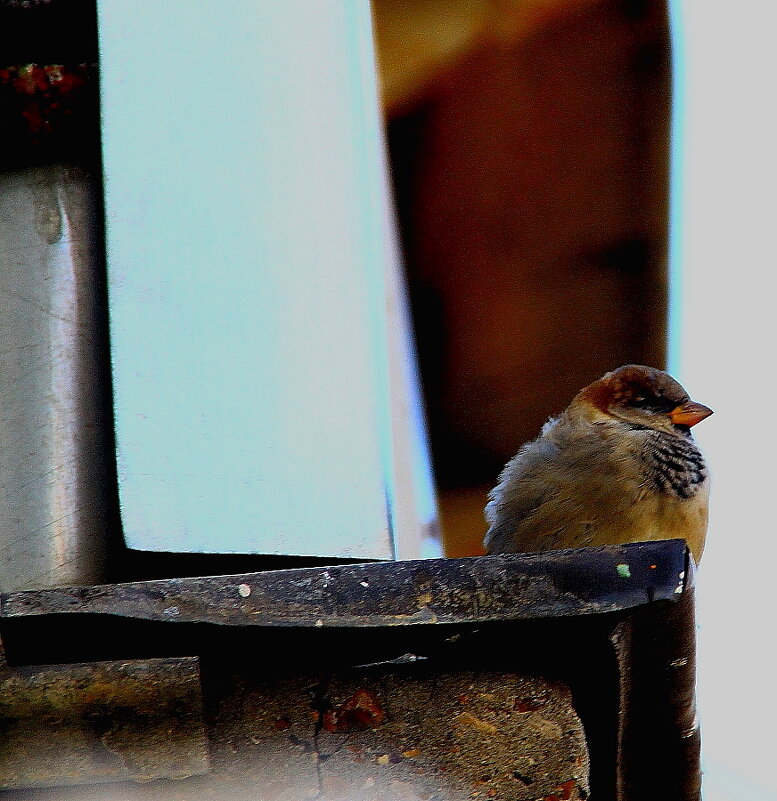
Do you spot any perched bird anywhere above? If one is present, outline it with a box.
[484,365,713,563]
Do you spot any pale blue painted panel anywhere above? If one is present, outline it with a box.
[98,0,395,557]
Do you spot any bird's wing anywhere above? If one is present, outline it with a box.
[483,436,564,553]
[484,421,655,554]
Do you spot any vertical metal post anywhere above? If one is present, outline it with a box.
[0,166,110,591]
[612,577,700,799]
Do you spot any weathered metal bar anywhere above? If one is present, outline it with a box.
[0,653,209,790]
[2,541,689,627]
[0,5,109,593]
[0,166,113,592]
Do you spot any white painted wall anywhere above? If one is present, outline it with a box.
[668,2,777,797]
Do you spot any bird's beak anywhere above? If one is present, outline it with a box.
[669,401,714,427]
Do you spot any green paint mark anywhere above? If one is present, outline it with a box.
[616,563,631,578]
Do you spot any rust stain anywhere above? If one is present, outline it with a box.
[543,779,578,800]
[0,64,89,97]
[513,694,548,712]
[559,779,577,799]
[0,63,96,141]
[322,689,385,733]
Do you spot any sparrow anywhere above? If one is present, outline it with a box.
[484,365,713,563]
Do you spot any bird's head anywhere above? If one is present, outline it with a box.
[573,364,713,435]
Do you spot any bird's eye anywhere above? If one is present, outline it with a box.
[630,394,661,410]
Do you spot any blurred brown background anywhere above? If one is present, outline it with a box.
[373,0,671,557]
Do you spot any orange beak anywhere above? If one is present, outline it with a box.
[669,401,714,427]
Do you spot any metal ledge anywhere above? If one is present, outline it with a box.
[1,540,691,628]
[0,540,700,800]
